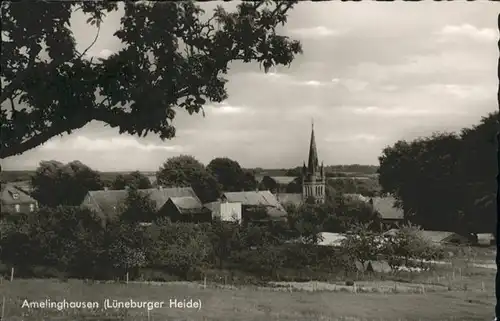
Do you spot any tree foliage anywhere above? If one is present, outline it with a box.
[378,112,497,234]
[1,1,302,158]
[117,185,157,223]
[207,157,257,192]
[156,155,221,203]
[111,171,152,190]
[31,160,103,207]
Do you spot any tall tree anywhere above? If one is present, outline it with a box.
[1,1,302,159]
[378,114,497,235]
[111,171,152,190]
[207,157,256,192]
[31,160,103,207]
[156,155,221,203]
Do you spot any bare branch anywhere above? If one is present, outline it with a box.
[77,25,101,60]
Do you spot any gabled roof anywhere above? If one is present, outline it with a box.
[222,190,284,210]
[0,183,37,205]
[83,187,197,217]
[276,193,303,207]
[420,230,467,244]
[384,229,468,244]
[371,196,404,220]
[168,196,205,215]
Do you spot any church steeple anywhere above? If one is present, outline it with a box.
[307,120,319,172]
[302,120,326,204]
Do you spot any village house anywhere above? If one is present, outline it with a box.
[344,193,405,227]
[81,186,209,224]
[0,182,38,215]
[220,190,287,224]
[203,200,242,224]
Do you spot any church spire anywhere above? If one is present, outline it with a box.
[307,120,319,172]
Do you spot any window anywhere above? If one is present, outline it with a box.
[15,204,20,212]
[30,204,35,212]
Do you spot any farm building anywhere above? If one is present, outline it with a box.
[221,190,288,223]
[204,200,242,223]
[0,182,38,215]
[81,186,205,224]
[370,196,404,226]
[161,196,211,223]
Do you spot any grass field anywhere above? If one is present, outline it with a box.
[1,265,496,321]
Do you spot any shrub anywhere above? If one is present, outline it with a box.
[145,222,211,278]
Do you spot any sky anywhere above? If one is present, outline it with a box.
[1,2,498,171]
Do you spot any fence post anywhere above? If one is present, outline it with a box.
[10,268,14,282]
[203,276,207,289]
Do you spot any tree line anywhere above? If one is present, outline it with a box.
[378,111,497,237]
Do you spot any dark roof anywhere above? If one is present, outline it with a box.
[83,187,197,217]
[420,230,467,244]
[371,196,404,220]
[276,193,303,207]
[169,196,205,215]
[384,229,468,244]
[0,183,37,205]
[203,201,220,212]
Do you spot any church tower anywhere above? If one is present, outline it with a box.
[302,121,326,204]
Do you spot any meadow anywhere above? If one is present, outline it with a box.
[1,251,496,321]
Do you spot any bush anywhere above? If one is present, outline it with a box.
[145,222,211,278]
[381,223,442,272]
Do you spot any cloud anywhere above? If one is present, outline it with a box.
[325,134,383,143]
[344,106,467,117]
[206,102,253,115]
[437,24,496,42]
[421,83,494,100]
[40,136,184,152]
[289,26,342,38]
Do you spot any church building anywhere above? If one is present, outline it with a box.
[273,122,326,206]
[301,122,326,204]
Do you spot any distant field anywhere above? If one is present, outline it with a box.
[0,171,154,183]
[1,169,377,184]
